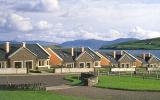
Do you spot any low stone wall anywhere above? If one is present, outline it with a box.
[81,73,98,86]
[87,76,98,87]
[0,68,27,74]
[111,68,136,72]
[55,68,94,73]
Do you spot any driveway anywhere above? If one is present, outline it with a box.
[52,86,160,100]
[0,75,68,87]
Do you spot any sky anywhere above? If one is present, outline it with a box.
[0,0,160,43]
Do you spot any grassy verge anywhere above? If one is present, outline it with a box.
[0,91,90,100]
[96,75,160,91]
[64,75,83,86]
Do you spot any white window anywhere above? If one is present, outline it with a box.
[95,62,99,66]
[39,60,45,66]
[14,61,23,68]
[47,60,49,65]
[0,62,5,68]
[25,60,33,69]
[66,63,74,68]
[86,62,91,68]
[126,64,130,68]
[79,62,85,68]
[121,64,125,68]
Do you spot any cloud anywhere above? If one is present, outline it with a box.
[14,0,60,12]
[0,13,33,32]
[130,26,160,39]
[36,20,53,30]
[0,13,53,32]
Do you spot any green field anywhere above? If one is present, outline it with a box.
[96,75,160,91]
[100,37,160,50]
[0,91,89,100]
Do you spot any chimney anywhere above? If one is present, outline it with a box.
[120,50,123,55]
[113,50,116,58]
[81,47,84,52]
[71,47,74,56]
[148,53,151,57]
[143,53,145,59]
[22,42,26,47]
[5,42,10,53]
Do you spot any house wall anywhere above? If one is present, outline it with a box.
[148,57,160,67]
[76,52,94,68]
[100,57,111,67]
[9,48,38,69]
[46,48,62,67]
[133,60,142,67]
[118,54,135,68]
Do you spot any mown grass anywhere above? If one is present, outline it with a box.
[96,75,160,91]
[0,91,90,100]
[64,75,83,86]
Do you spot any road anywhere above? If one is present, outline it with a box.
[52,86,160,100]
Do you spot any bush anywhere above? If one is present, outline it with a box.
[29,70,41,73]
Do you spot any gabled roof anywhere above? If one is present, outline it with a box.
[8,46,37,58]
[51,47,100,63]
[0,43,50,60]
[52,48,74,63]
[98,50,140,64]
[26,44,50,59]
[98,52,117,64]
[118,51,138,62]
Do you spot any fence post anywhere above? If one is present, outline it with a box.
[156,71,158,79]
[131,72,132,78]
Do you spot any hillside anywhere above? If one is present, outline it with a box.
[60,38,138,49]
[100,37,160,50]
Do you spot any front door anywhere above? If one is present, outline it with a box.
[26,61,33,69]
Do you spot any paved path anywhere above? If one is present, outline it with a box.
[52,86,160,100]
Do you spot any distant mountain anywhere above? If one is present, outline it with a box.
[100,37,160,50]
[60,38,138,49]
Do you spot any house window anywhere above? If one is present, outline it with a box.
[126,64,130,68]
[0,62,5,68]
[15,62,23,68]
[39,60,45,66]
[86,62,91,68]
[47,60,49,65]
[25,61,33,69]
[66,63,74,68]
[121,64,125,68]
[95,62,99,66]
[79,62,85,68]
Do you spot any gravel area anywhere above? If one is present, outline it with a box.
[0,75,68,87]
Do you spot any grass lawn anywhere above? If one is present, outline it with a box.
[64,75,82,86]
[0,91,90,100]
[96,75,160,91]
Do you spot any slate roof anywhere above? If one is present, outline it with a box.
[52,47,100,63]
[0,49,6,61]
[52,49,74,63]
[98,50,138,63]
[98,52,117,64]
[0,43,49,60]
[26,44,49,59]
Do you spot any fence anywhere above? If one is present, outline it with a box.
[0,68,27,74]
[55,68,94,73]
[111,68,136,72]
